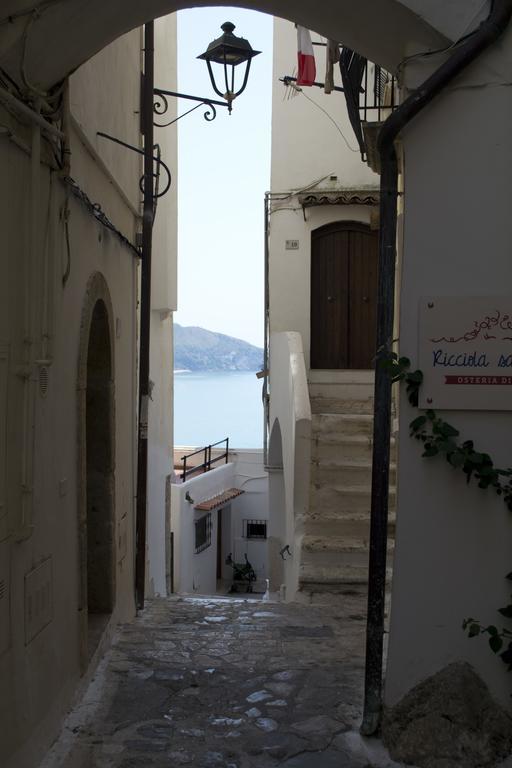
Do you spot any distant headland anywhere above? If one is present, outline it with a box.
[174,323,263,372]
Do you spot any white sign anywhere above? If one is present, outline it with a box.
[418,297,512,411]
[285,239,299,250]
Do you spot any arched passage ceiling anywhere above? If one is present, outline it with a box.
[0,0,463,92]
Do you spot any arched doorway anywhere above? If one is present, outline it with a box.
[310,221,378,370]
[77,273,115,669]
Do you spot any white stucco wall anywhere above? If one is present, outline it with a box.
[171,453,269,594]
[0,26,148,768]
[385,28,512,711]
[70,29,142,212]
[230,450,269,585]
[268,332,311,601]
[0,153,139,768]
[171,463,236,594]
[271,18,380,192]
[147,13,178,598]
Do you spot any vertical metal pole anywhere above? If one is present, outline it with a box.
[263,193,270,464]
[361,144,397,736]
[135,21,154,611]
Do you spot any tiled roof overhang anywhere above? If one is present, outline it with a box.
[298,189,380,208]
[194,488,244,511]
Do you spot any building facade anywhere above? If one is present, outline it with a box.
[0,17,177,768]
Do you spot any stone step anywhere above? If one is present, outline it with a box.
[302,536,394,559]
[312,412,374,437]
[309,484,396,519]
[312,433,396,462]
[310,395,374,415]
[303,515,396,540]
[311,458,397,487]
[299,562,394,588]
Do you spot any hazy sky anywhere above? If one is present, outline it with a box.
[174,7,273,348]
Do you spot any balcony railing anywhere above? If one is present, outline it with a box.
[179,438,229,481]
[359,62,397,123]
[280,47,397,166]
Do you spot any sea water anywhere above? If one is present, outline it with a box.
[174,370,264,449]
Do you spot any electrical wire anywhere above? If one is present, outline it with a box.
[0,0,62,27]
[62,176,139,258]
[20,11,50,98]
[299,89,359,153]
[396,0,490,78]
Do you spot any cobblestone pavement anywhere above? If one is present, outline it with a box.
[43,596,407,768]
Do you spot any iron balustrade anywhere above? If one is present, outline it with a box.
[281,52,397,163]
[179,438,230,481]
[359,63,397,123]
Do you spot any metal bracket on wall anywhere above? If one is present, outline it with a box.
[96,131,172,200]
[153,87,229,127]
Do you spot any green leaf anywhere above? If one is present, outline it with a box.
[468,622,481,638]
[506,572,512,581]
[500,644,512,666]
[477,465,495,477]
[398,357,411,368]
[498,604,512,619]
[410,416,427,432]
[448,452,465,469]
[407,370,423,384]
[439,423,460,438]
[489,634,503,654]
[422,445,439,458]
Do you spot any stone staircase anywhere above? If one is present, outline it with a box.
[298,377,396,599]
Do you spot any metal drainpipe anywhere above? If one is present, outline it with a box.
[362,0,512,736]
[135,20,155,611]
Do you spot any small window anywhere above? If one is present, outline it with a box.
[195,513,212,554]
[244,519,267,540]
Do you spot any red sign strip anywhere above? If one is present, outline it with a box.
[445,375,512,385]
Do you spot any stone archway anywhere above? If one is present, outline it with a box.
[77,272,116,670]
[0,1,448,94]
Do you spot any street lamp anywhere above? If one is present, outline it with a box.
[198,22,261,113]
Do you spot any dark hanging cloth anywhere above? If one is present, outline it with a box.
[339,47,367,160]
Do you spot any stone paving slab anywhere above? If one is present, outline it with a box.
[40,596,408,768]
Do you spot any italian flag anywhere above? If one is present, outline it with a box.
[296,26,316,86]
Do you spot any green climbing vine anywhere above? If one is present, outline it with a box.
[384,352,512,675]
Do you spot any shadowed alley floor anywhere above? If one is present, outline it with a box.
[41,596,404,768]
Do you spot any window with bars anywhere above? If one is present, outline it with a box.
[195,513,212,554]
[243,519,267,540]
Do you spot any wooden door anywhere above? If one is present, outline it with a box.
[310,222,378,369]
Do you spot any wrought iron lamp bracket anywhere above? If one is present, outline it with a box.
[96,131,172,199]
[152,87,229,126]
